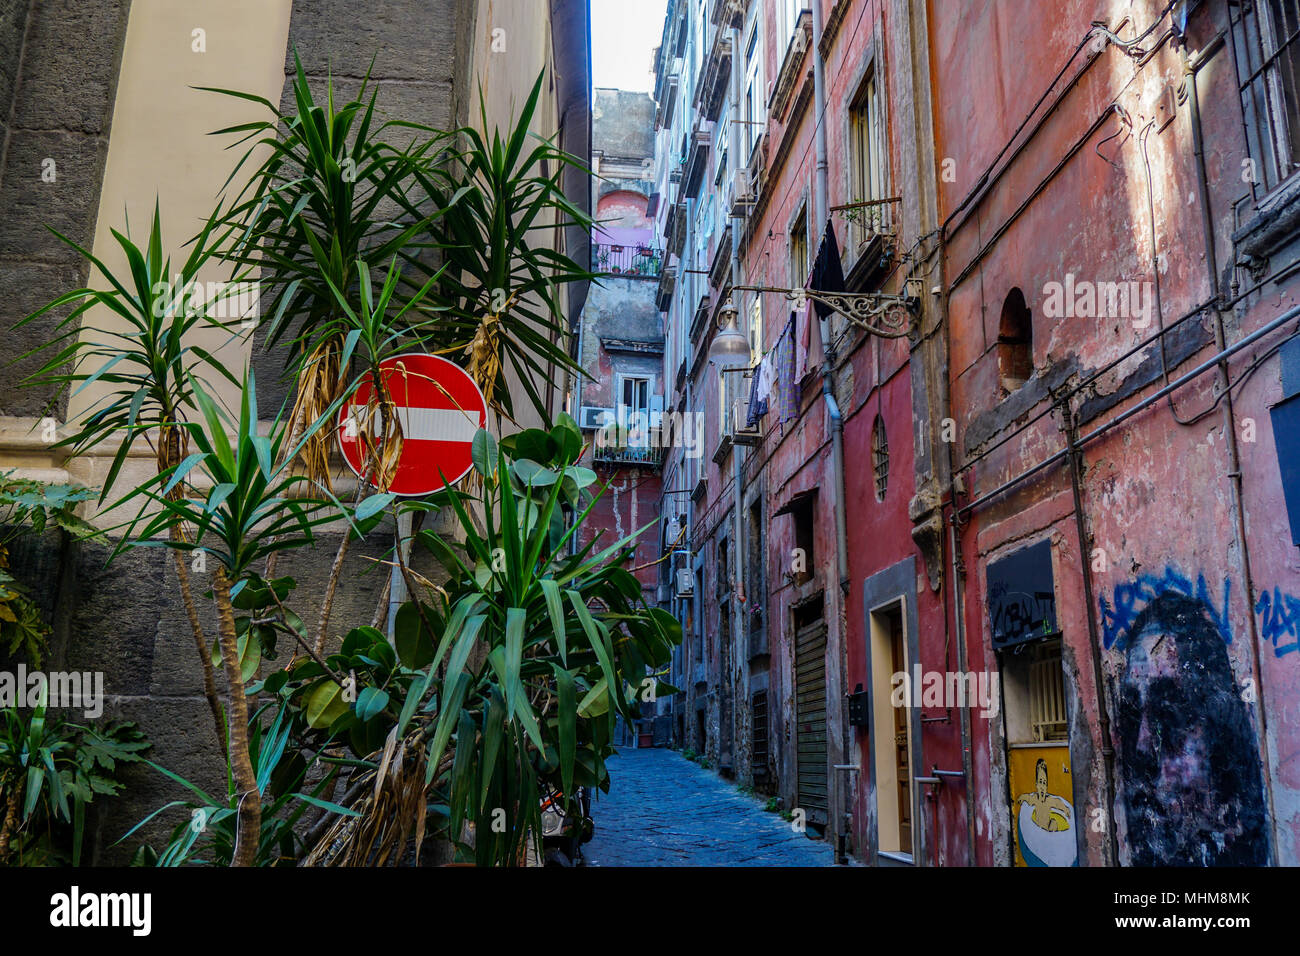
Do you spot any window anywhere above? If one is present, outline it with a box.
[781,0,809,43]
[748,296,763,365]
[790,205,809,287]
[849,67,889,248]
[1232,0,1300,195]
[791,494,815,586]
[871,414,889,501]
[997,287,1033,393]
[694,569,704,662]
[743,19,764,159]
[617,373,653,445]
[1028,640,1069,743]
[746,500,764,638]
[717,538,729,599]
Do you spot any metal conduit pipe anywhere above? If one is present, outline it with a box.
[957,302,1300,518]
[1060,405,1120,866]
[1185,36,1279,864]
[809,0,852,862]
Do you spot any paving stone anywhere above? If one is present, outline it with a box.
[585,747,837,867]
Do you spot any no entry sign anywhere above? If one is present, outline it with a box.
[337,353,488,497]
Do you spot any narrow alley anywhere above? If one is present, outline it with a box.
[585,749,838,867]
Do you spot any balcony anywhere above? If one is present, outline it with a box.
[655,72,679,130]
[594,242,661,278]
[681,126,711,200]
[769,10,812,121]
[665,202,687,258]
[709,0,744,28]
[695,29,733,122]
[656,263,678,312]
[593,440,665,469]
[688,294,711,345]
[708,225,733,288]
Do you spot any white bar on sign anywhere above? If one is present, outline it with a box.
[345,405,479,443]
[394,406,479,443]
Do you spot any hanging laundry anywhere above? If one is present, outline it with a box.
[802,296,825,379]
[778,317,798,422]
[745,357,768,428]
[808,218,847,320]
[755,352,775,403]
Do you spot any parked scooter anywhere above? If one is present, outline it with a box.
[538,787,593,866]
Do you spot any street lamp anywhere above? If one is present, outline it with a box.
[708,297,750,368]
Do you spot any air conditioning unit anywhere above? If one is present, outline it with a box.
[735,168,755,201]
[730,168,756,218]
[731,398,761,445]
[650,394,665,430]
[675,567,694,597]
[578,406,614,431]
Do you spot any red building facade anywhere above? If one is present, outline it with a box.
[652,0,1300,866]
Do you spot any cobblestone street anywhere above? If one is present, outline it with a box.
[585,748,839,866]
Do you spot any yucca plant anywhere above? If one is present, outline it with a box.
[205,53,461,487]
[306,421,680,866]
[410,73,596,422]
[302,255,447,654]
[14,203,246,751]
[112,369,381,866]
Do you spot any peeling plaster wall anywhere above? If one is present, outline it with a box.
[933,0,1300,866]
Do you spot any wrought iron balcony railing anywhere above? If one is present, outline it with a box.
[593,243,662,278]
[592,441,665,467]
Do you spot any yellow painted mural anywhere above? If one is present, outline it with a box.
[1009,745,1077,867]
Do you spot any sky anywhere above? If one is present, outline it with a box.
[591,0,669,92]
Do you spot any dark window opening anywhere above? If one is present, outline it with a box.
[791,495,815,586]
[997,287,1033,393]
[747,501,764,635]
[717,538,729,598]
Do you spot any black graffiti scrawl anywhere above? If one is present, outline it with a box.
[1106,581,1268,866]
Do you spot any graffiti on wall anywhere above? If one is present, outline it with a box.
[1101,569,1268,866]
[1255,586,1300,659]
[1099,567,1231,649]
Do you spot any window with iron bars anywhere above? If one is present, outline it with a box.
[871,414,889,501]
[1029,640,1068,743]
[1231,0,1300,196]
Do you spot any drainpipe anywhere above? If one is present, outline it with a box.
[1060,403,1121,867]
[810,2,847,595]
[729,10,745,783]
[810,0,852,861]
[1185,40,1278,864]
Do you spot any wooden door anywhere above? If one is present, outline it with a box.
[889,613,911,852]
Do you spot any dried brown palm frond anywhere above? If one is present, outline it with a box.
[351,372,404,494]
[283,337,346,490]
[463,311,502,417]
[301,725,454,867]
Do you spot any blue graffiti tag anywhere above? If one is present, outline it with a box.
[1099,567,1232,650]
[1254,587,1300,659]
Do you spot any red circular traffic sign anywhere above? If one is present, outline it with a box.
[337,353,488,497]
